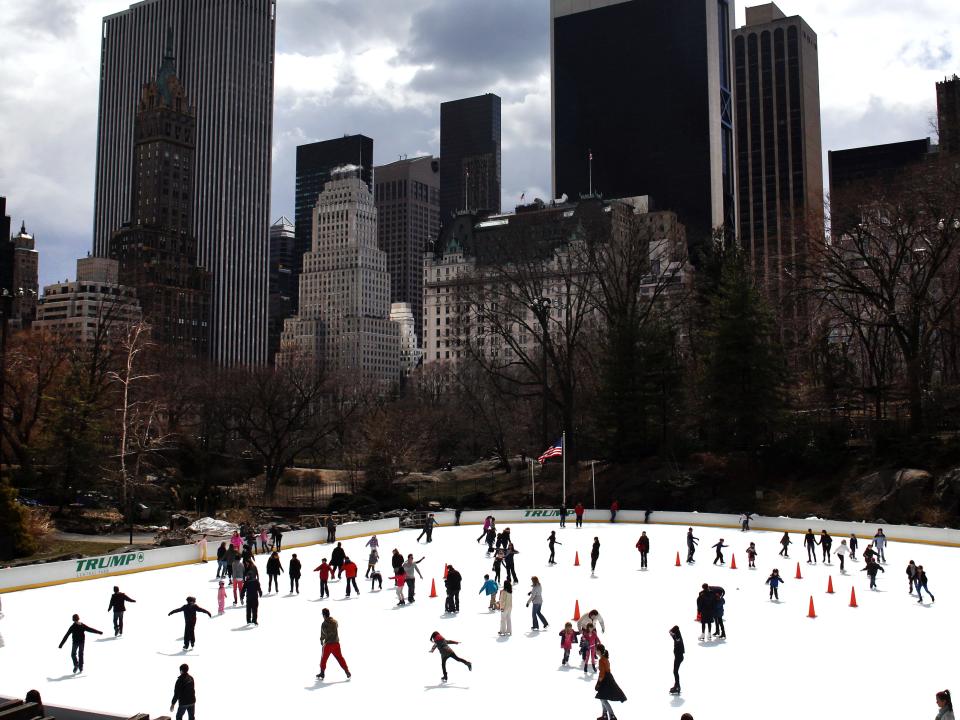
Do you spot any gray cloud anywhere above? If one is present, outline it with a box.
[276,0,427,56]
[8,0,82,39]
[898,38,953,71]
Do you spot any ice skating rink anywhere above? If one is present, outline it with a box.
[0,521,956,719]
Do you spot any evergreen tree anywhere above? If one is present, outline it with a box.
[0,476,37,559]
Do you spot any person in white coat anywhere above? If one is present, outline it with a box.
[498,580,513,636]
[835,539,849,572]
[576,609,606,634]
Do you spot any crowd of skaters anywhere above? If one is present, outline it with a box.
[42,508,950,720]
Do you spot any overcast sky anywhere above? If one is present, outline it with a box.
[0,0,957,288]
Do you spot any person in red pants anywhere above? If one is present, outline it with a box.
[316,608,351,681]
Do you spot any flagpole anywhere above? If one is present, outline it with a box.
[592,460,596,509]
[588,151,592,196]
[530,459,535,509]
[562,431,567,508]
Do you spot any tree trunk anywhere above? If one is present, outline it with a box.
[906,354,924,433]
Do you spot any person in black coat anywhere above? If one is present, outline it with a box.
[669,625,684,694]
[504,543,520,583]
[326,516,337,543]
[289,553,302,594]
[271,526,283,552]
[696,584,716,640]
[168,597,212,650]
[241,572,263,624]
[216,542,228,578]
[107,586,136,636]
[444,565,463,613]
[547,531,562,565]
[391,548,404,573]
[804,529,817,563]
[820,530,833,563]
[330,543,346,579]
[709,586,726,639]
[265,552,284,594]
[590,537,600,574]
[594,644,627,719]
[170,663,196,720]
[58,614,103,673]
[686,528,699,563]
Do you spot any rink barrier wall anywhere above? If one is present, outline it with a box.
[0,518,399,595]
[0,697,136,720]
[433,509,960,546]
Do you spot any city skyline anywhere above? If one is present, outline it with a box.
[0,0,957,290]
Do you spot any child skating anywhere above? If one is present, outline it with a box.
[559,622,580,665]
[580,622,599,672]
[779,532,791,557]
[835,539,849,572]
[479,574,499,610]
[712,539,728,565]
[746,542,758,568]
[217,581,226,614]
[766,569,784,600]
[861,558,885,589]
[429,631,472,683]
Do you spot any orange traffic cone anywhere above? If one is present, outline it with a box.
[443,564,449,579]
[826,576,834,594]
[573,600,581,621]
[730,554,737,570]
[675,552,681,567]
[795,562,803,579]
[429,579,438,598]
[807,595,817,618]
[574,551,580,567]
[849,587,858,608]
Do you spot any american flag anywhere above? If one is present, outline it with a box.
[538,438,563,464]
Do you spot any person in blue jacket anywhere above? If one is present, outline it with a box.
[765,569,785,600]
[712,539,728,565]
[479,574,499,610]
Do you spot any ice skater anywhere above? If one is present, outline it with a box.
[547,530,561,565]
[710,585,726,638]
[907,560,919,594]
[934,689,953,720]
[711,538,728,565]
[498,579,513,635]
[289,553,302,594]
[504,543,520,584]
[849,533,859,559]
[863,543,878,564]
[873,528,887,562]
[58,614,102,673]
[559,622,580,665]
[366,533,380,550]
[477,516,494,543]
[559,503,568,527]
[766,569,784,600]
[241,570,262,625]
[389,567,407,605]
[835,539,849,571]
[369,569,383,591]
[577,608,607,634]
[746,542,758,568]
[316,608,350,680]
[391,548,403,574]
[779,532,791,557]
[366,546,379,578]
[417,513,437,543]
[444,564,462,612]
[259,527,269,553]
[610,499,619,523]
[168,597,211,651]
[429,631,472,682]
[820,530,833,563]
[330,542,346,579]
[697,584,716,639]
[686,528,699,563]
[861,557,885,589]
[216,541,228,578]
[314,557,331,598]
[804,529,817,563]
[170,663,196,720]
[915,565,935,603]
[527,576,548,630]
[107,586,136,636]
[271,525,283,552]
[325,516,337,543]
[669,625,684,695]
[492,548,505,582]
[265,551,283,594]
[484,525,496,553]
[594,644,627,720]
[403,554,425,602]
[479,574,499,610]
[343,557,360,597]
[217,581,226,614]
[230,557,244,605]
[580,622,599,672]
[575,502,585,528]
[636,531,650,569]
[590,537,600,574]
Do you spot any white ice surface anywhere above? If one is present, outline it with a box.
[0,522,955,719]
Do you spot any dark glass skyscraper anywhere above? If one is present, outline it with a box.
[294,135,373,314]
[551,0,735,251]
[93,0,275,365]
[439,94,501,225]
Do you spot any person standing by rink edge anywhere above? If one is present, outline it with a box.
[170,663,196,720]
[609,499,619,523]
[575,502,585,528]
[58,614,103,673]
[107,585,136,636]
[316,608,351,681]
[669,625,684,695]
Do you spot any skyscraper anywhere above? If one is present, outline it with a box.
[374,156,440,345]
[551,0,735,250]
[295,135,374,315]
[267,216,295,365]
[278,168,400,383]
[439,94,501,225]
[110,39,211,356]
[93,0,275,365]
[6,221,39,331]
[937,74,960,157]
[733,2,822,330]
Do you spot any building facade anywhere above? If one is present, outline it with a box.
[5,222,39,330]
[109,41,210,357]
[295,136,374,315]
[278,168,400,383]
[268,216,295,365]
[439,94,501,225]
[937,74,960,157]
[551,0,735,252]
[733,2,822,345]
[374,156,440,346]
[34,258,142,343]
[390,302,424,376]
[93,0,275,365]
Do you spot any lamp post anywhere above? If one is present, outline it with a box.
[532,297,552,448]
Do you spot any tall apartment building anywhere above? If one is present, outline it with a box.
[34,257,142,342]
[551,0,735,251]
[278,168,400,383]
[93,0,275,365]
[268,217,295,365]
[374,156,440,345]
[5,222,39,330]
[294,135,374,315]
[733,2,822,343]
[937,74,960,156]
[109,41,210,357]
[439,94,501,225]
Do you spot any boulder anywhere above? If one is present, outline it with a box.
[873,468,934,523]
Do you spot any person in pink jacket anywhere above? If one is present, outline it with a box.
[559,622,580,665]
[217,581,227,614]
[229,531,242,553]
